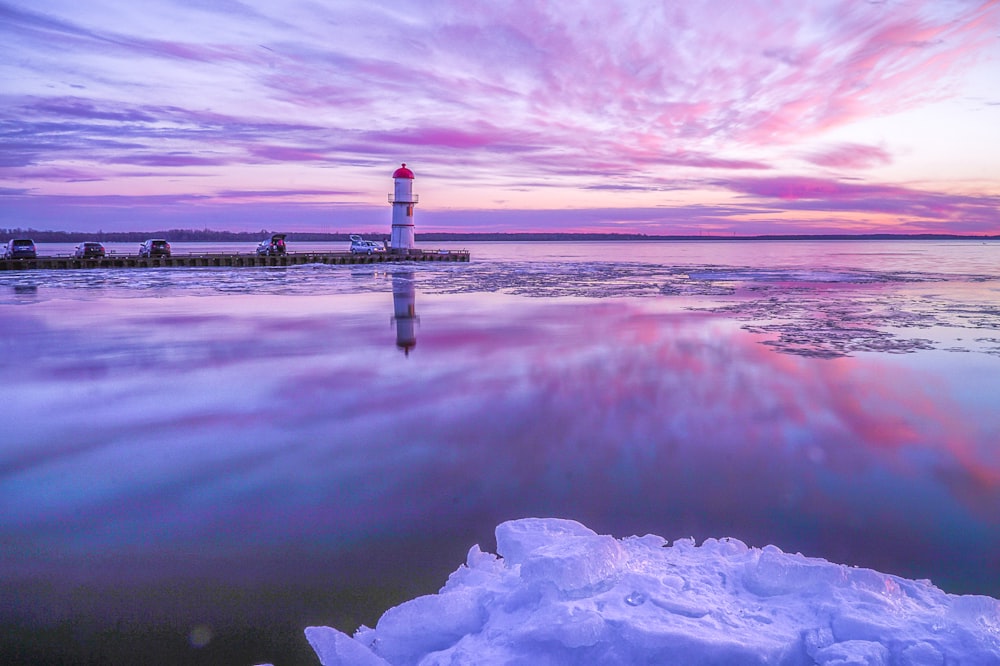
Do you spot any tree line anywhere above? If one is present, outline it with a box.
[2,228,995,242]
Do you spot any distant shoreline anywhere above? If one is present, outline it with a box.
[2,229,997,243]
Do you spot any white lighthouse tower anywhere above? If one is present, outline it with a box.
[389,163,417,252]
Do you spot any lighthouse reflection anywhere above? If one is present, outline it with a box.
[391,270,418,355]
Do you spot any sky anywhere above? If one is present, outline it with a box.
[2,0,1000,236]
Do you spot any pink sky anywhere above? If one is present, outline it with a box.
[2,0,999,235]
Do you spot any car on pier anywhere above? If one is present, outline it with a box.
[139,239,171,258]
[74,242,106,259]
[350,234,386,255]
[3,239,37,259]
[256,234,287,256]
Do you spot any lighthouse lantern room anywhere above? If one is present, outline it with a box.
[389,163,418,252]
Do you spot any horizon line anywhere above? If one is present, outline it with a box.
[2,228,999,242]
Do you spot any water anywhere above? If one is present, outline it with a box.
[2,240,999,665]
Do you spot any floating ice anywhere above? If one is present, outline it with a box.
[306,518,1000,665]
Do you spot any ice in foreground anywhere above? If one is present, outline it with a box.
[306,518,1000,665]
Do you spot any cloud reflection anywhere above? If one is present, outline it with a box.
[0,286,997,603]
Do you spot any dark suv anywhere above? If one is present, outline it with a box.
[4,239,37,259]
[256,234,287,256]
[74,242,106,258]
[139,239,171,257]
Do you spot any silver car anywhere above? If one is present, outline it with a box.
[256,234,288,256]
[350,235,386,255]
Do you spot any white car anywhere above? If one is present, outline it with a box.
[350,234,386,255]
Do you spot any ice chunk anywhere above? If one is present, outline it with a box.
[466,543,500,570]
[304,626,389,666]
[373,586,486,664]
[900,641,943,666]
[701,536,750,556]
[494,517,597,564]
[306,518,1000,665]
[495,517,624,597]
[744,547,846,596]
[441,544,506,592]
[518,533,624,596]
[511,603,608,648]
[625,533,668,549]
[812,639,889,665]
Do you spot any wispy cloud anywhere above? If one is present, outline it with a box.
[213,188,365,199]
[722,175,1000,226]
[802,143,893,169]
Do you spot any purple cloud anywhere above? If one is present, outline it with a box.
[364,126,540,151]
[0,2,259,65]
[30,99,158,123]
[109,154,233,167]
[213,188,365,199]
[725,176,902,201]
[648,151,770,171]
[721,175,1000,227]
[247,145,329,162]
[803,144,893,169]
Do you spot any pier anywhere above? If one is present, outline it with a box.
[0,249,469,271]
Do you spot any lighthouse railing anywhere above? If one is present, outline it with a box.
[388,193,419,203]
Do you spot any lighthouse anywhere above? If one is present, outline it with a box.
[389,163,418,252]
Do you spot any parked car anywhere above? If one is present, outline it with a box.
[256,233,287,256]
[350,234,386,255]
[139,239,171,257]
[74,242,106,258]
[3,238,37,259]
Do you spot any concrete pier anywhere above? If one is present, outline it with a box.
[0,249,469,271]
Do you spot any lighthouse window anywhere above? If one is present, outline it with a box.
[407,205,413,216]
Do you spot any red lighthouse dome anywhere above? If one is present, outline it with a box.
[392,163,414,179]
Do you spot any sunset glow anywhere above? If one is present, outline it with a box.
[2,0,999,234]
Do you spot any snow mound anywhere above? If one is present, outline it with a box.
[306,518,1000,665]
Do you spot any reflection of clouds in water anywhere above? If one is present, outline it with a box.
[2,293,997,596]
[11,259,997,358]
[0,262,963,299]
[432,263,1000,358]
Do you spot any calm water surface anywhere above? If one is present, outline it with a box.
[2,240,998,665]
